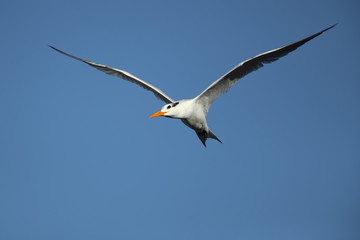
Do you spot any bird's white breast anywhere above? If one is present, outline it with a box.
[178,99,208,131]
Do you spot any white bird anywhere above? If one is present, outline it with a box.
[50,24,335,147]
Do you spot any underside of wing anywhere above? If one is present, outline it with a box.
[49,46,174,104]
[195,24,336,113]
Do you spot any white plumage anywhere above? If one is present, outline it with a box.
[50,24,335,147]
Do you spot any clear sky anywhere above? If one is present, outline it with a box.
[1,0,359,239]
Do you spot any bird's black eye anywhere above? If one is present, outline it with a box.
[172,102,179,107]
[167,105,171,109]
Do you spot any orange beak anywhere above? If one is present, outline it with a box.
[149,110,165,118]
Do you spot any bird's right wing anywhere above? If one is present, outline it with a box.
[49,46,174,104]
[195,24,336,114]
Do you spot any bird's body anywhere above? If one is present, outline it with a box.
[50,24,335,147]
[150,99,221,146]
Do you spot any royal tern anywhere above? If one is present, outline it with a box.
[49,24,335,147]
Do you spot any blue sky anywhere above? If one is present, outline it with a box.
[1,0,359,239]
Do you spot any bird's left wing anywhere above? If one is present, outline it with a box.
[195,24,336,114]
[49,46,174,104]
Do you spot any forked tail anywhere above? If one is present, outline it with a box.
[196,129,222,147]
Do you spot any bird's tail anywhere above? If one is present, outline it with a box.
[209,130,222,144]
[196,129,222,147]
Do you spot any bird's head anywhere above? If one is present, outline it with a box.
[149,101,181,119]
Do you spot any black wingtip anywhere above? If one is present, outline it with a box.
[48,45,57,51]
[48,45,88,63]
[308,24,337,42]
[323,24,337,32]
[307,24,337,41]
[48,45,68,55]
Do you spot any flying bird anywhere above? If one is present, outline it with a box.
[49,24,335,147]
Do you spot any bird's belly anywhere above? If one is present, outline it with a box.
[181,117,206,132]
